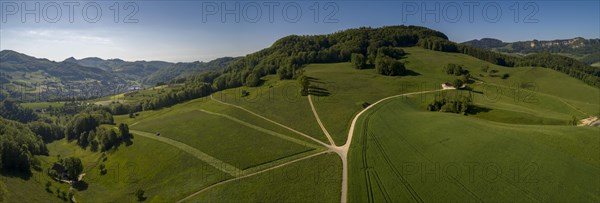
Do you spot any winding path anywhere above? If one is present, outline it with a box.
[176,89,445,202]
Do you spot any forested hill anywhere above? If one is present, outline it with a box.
[64,57,173,81]
[132,25,598,113]
[0,50,120,83]
[142,56,240,85]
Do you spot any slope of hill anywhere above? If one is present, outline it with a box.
[1,50,130,101]
[64,57,173,81]
[143,57,239,85]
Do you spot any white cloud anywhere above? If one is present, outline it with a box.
[19,29,114,45]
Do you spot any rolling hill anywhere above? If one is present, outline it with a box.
[2,25,599,203]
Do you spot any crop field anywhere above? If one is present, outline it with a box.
[186,152,342,203]
[348,94,600,202]
[130,109,315,170]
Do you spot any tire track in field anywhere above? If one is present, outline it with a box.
[343,89,447,203]
[369,126,424,203]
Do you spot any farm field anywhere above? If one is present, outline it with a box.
[185,152,342,203]
[348,93,600,202]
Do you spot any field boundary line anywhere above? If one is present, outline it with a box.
[197,109,321,149]
[129,129,243,177]
[176,150,331,203]
[308,95,337,146]
[210,95,330,148]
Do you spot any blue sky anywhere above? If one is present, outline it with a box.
[0,0,598,62]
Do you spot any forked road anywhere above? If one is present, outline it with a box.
[179,90,445,202]
[309,89,446,203]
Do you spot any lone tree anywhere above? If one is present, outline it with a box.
[118,123,132,141]
[298,75,310,96]
[351,53,366,69]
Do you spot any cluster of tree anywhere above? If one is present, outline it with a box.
[63,111,131,151]
[517,53,600,87]
[351,53,367,69]
[426,93,473,114]
[443,64,469,76]
[375,47,407,76]
[28,121,65,143]
[48,157,83,181]
[418,37,458,52]
[0,100,38,123]
[375,56,406,76]
[0,117,48,172]
[298,71,310,96]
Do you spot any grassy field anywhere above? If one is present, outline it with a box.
[209,76,329,143]
[348,94,600,202]
[304,47,599,145]
[186,152,342,203]
[129,109,314,170]
[20,102,65,109]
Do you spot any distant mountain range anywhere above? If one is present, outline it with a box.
[461,37,600,65]
[0,50,238,101]
[63,56,239,84]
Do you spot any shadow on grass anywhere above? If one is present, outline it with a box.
[72,181,89,191]
[0,169,33,180]
[467,105,492,115]
[308,85,331,97]
[403,69,421,76]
